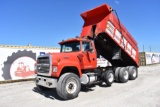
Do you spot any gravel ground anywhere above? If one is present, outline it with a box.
[0,64,160,107]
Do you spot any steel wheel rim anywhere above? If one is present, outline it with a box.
[132,69,137,77]
[124,70,129,80]
[66,79,77,94]
[108,73,114,82]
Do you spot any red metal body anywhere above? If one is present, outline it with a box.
[80,4,139,66]
[50,38,97,77]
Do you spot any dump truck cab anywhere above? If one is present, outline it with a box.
[59,37,97,70]
[36,37,97,82]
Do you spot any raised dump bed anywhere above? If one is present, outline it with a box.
[80,4,139,67]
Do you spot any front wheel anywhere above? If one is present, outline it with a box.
[56,73,81,100]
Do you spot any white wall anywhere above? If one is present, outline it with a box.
[0,47,59,81]
[145,52,160,65]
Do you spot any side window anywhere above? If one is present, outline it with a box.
[72,45,80,52]
[82,41,91,51]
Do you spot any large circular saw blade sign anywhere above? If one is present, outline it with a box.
[10,56,35,79]
[2,50,36,80]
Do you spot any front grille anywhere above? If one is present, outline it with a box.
[37,56,50,74]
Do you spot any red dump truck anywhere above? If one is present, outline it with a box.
[35,4,139,100]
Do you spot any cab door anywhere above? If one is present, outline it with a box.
[79,40,97,69]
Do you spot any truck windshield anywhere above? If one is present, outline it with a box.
[60,41,80,52]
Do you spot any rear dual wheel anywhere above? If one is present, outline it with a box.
[119,67,129,83]
[102,70,114,86]
[128,66,138,80]
[114,66,138,83]
[115,67,121,82]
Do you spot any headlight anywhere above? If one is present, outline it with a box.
[52,66,57,72]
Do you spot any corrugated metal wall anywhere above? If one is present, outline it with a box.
[139,52,146,66]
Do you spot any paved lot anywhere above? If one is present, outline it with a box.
[0,64,160,107]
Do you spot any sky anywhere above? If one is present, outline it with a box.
[0,0,160,52]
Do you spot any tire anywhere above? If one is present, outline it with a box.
[36,84,50,91]
[2,50,36,80]
[115,67,121,82]
[56,73,81,100]
[126,66,130,70]
[103,70,114,86]
[119,67,129,83]
[128,66,138,80]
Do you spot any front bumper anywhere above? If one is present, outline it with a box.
[36,76,57,88]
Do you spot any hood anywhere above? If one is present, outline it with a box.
[50,52,81,64]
